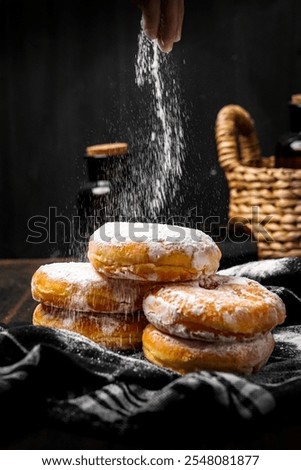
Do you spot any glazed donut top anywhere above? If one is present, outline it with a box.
[31,262,151,313]
[143,274,286,339]
[89,222,221,280]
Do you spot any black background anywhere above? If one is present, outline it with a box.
[1,0,301,258]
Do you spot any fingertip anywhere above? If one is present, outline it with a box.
[144,27,158,40]
[176,0,184,42]
[157,38,173,53]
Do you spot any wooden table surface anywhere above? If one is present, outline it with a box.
[0,258,53,325]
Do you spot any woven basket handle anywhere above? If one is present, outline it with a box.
[215,104,262,170]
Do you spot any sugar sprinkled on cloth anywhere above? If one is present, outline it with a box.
[219,258,291,282]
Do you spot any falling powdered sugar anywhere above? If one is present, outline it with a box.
[70,30,188,258]
[134,30,186,218]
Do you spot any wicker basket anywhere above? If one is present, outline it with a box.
[215,104,301,259]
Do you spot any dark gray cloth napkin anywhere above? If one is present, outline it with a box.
[1,257,301,448]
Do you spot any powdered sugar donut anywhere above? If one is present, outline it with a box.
[33,304,148,350]
[143,274,286,341]
[88,222,221,282]
[31,262,153,313]
[142,324,275,375]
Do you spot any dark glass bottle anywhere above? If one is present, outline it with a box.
[75,143,129,257]
[275,94,301,168]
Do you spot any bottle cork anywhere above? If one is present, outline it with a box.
[291,94,301,105]
[86,143,128,157]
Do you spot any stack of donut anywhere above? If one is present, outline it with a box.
[88,221,285,374]
[31,261,150,350]
[31,221,220,350]
[142,275,286,374]
[31,221,286,374]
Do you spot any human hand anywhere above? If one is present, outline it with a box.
[133,0,184,53]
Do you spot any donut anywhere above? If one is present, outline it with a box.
[143,274,286,341]
[31,262,153,313]
[142,324,275,374]
[33,304,148,350]
[88,222,221,282]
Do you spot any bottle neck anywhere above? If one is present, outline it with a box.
[289,103,301,133]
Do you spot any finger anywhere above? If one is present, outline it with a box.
[140,0,161,40]
[158,0,179,52]
[175,0,184,42]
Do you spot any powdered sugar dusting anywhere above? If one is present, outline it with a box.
[274,327,301,353]
[143,274,286,337]
[40,307,147,345]
[150,320,265,342]
[91,222,221,274]
[36,262,103,285]
[92,221,213,245]
[218,258,290,281]
[146,326,275,374]
[32,261,150,313]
